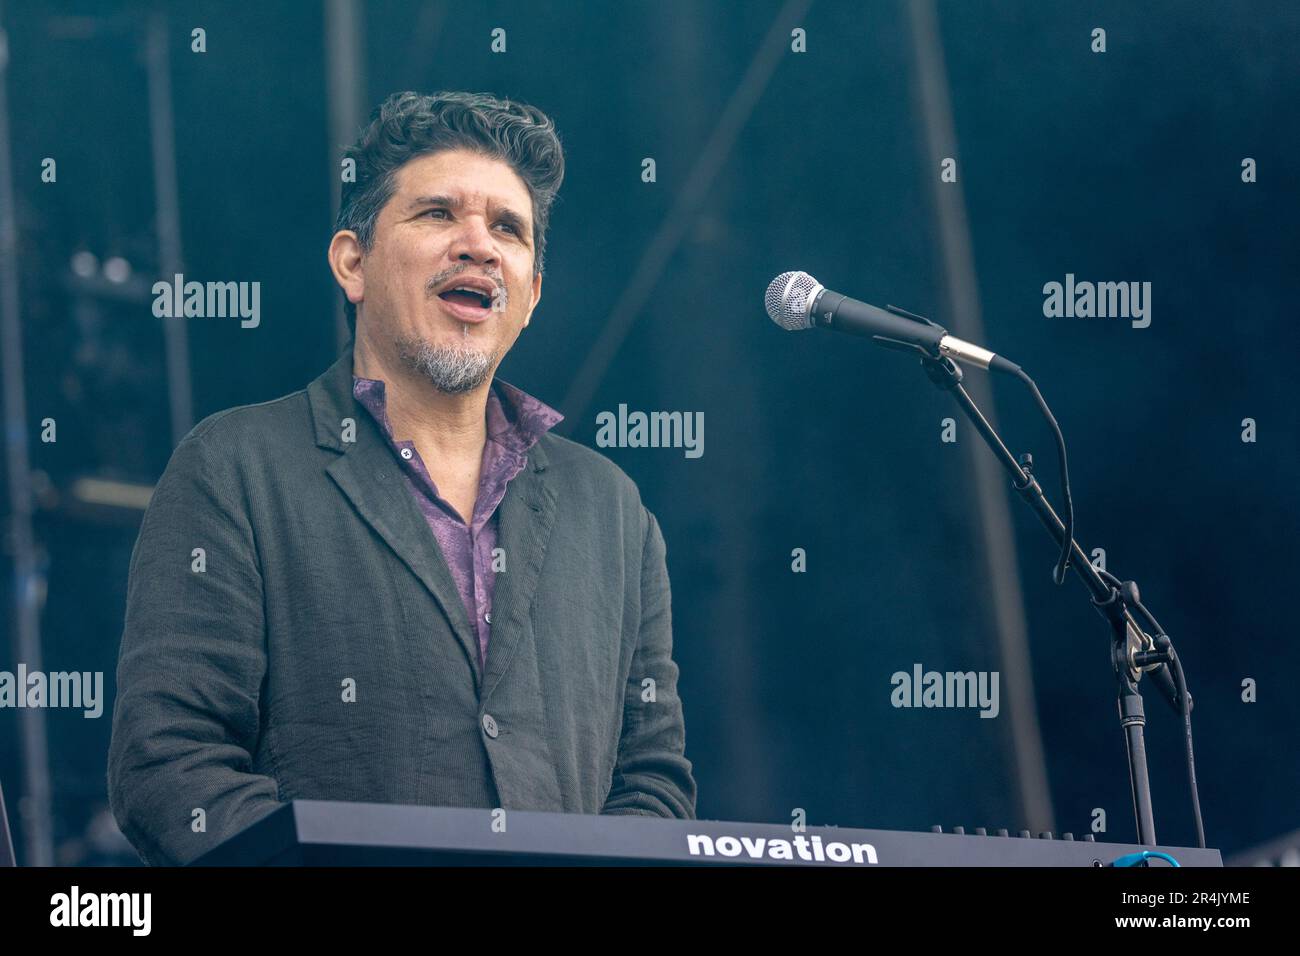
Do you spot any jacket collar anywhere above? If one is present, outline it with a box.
[308,346,559,465]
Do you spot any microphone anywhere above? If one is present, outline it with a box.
[765,271,1020,375]
[764,273,1195,726]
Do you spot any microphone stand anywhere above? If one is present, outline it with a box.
[914,351,1190,848]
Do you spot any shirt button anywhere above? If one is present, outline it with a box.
[400,447,413,460]
[481,713,499,738]
[484,611,492,624]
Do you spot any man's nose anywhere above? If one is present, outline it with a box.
[449,215,499,265]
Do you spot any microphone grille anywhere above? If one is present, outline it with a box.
[765,271,818,330]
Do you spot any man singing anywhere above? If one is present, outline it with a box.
[108,91,696,866]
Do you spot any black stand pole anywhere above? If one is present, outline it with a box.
[916,354,1186,847]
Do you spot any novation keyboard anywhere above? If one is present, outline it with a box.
[194,800,1223,866]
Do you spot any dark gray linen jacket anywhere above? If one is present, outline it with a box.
[107,347,696,865]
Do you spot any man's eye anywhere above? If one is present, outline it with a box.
[496,222,518,235]
[422,208,449,219]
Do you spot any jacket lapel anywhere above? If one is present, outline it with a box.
[308,348,485,691]
[480,440,558,702]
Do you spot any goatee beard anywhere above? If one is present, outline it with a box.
[395,334,500,395]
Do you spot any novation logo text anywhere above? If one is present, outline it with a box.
[686,832,878,864]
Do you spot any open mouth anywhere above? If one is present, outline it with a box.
[435,284,498,323]
[437,288,494,310]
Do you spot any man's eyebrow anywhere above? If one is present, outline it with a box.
[407,194,458,211]
[407,194,531,237]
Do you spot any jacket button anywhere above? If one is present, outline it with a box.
[481,713,499,738]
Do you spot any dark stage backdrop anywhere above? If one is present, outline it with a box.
[1,0,1296,865]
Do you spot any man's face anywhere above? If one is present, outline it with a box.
[349,147,542,391]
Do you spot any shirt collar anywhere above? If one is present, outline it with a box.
[351,374,563,457]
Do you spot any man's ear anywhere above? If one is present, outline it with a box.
[328,231,365,309]
[523,270,542,328]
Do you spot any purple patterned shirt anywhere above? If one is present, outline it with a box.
[352,374,563,670]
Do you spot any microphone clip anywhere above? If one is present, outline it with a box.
[877,305,954,369]
[884,303,946,333]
